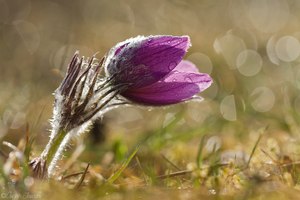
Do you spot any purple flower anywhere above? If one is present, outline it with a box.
[105,35,213,105]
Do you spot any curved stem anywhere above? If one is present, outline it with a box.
[40,128,68,167]
[47,132,73,177]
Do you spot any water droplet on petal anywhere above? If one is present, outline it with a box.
[184,76,193,83]
[168,62,178,71]
[220,95,237,121]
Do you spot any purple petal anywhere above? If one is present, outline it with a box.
[114,43,129,56]
[105,35,191,88]
[122,71,212,105]
[173,60,199,73]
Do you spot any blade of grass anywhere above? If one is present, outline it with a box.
[196,134,206,168]
[74,163,90,189]
[135,156,148,184]
[157,170,192,180]
[161,154,182,171]
[246,133,263,167]
[24,123,35,162]
[107,145,140,184]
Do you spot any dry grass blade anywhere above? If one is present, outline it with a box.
[74,163,90,189]
[157,170,192,180]
[161,154,182,171]
[62,171,90,181]
[247,133,263,167]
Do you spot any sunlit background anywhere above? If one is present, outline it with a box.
[2,0,300,183]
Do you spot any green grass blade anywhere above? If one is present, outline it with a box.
[107,145,140,184]
[196,134,206,168]
[246,133,263,167]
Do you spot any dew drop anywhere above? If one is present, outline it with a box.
[187,52,213,74]
[275,36,300,62]
[220,95,237,121]
[250,87,275,112]
[266,36,280,65]
[221,150,249,166]
[213,32,246,69]
[205,136,222,153]
[184,76,193,83]
[236,49,262,76]
[24,176,34,187]
[201,82,218,100]
[90,103,97,109]
[168,62,177,71]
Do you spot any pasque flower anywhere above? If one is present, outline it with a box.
[105,35,212,105]
[30,53,125,178]
[30,35,212,178]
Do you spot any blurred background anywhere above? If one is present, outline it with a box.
[1,0,300,166]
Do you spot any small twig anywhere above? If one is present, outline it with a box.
[260,148,278,164]
[281,161,300,167]
[161,154,182,171]
[2,141,19,152]
[74,163,90,189]
[25,123,30,144]
[157,170,192,180]
[62,171,90,181]
[135,156,148,184]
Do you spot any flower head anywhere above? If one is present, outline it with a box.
[53,52,123,133]
[105,35,212,105]
[30,35,213,179]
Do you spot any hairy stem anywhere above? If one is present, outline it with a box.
[40,129,68,173]
[47,132,73,176]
